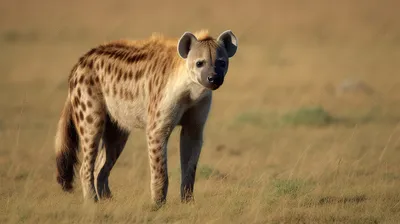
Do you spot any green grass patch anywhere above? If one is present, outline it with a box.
[231,111,280,128]
[2,30,38,43]
[235,112,265,125]
[197,164,225,180]
[232,106,396,129]
[172,164,226,181]
[282,106,334,126]
[271,178,314,198]
[232,106,335,128]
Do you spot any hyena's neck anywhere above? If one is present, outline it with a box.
[167,65,211,105]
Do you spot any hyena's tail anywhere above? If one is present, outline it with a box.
[55,96,79,192]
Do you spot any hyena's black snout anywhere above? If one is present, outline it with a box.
[207,74,224,89]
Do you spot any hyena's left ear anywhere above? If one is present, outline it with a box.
[178,32,198,59]
[217,30,238,58]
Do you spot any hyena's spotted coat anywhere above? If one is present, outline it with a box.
[55,29,238,206]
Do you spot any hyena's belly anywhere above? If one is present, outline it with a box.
[103,95,147,131]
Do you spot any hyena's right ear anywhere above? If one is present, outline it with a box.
[177,32,198,59]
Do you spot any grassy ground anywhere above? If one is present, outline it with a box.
[1,0,400,223]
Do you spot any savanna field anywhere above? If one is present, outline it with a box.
[1,0,400,223]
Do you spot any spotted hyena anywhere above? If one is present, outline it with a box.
[55,29,238,206]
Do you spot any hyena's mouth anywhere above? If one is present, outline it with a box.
[209,83,222,90]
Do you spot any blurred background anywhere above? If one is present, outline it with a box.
[1,0,400,223]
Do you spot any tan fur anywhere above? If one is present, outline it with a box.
[55,29,238,206]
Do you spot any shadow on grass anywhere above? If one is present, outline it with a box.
[318,194,367,205]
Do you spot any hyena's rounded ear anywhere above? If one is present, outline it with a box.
[217,30,238,58]
[177,32,198,59]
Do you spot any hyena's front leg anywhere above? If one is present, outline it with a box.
[179,123,204,202]
[179,94,211,203]
[146,119,174,206]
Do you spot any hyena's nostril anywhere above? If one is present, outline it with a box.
[207,76,215,83]
[207,75,223,86]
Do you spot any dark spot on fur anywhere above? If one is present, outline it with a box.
[148,81,153,94]
[87,88,92,96]
[117,69,122,81]
[86,115,93,124]
[80,126,85,135]
[81,102,86,112]
[89,141,96,149]
[114,66,119,76]
[127,53,147,64]
[89,77,95,86]
[162,63,167,75]
[87,60,93,69]
[113,86,117,96]
[81,59,87,68]
[73,97,80,108]
[135,69,144,81]
[86,48,97,56]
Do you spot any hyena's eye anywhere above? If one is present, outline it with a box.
[196,60,205,68]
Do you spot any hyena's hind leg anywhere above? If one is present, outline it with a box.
[70,76,106,203]
[94,114,129,200]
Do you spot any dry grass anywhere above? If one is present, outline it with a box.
[1,0,400,223]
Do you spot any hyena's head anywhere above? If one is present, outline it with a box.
[177,30,238,90]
